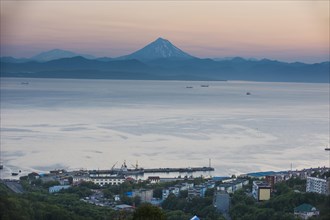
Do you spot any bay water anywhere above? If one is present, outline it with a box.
[1,78,329,179]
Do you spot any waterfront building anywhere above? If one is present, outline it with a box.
[89,170,113,177]
[159,177,194,182]
[252,181,271,201]
[306,177,329,195]
[90,176,125,186]
[294,203,319,219]
[147,176,160,184]
[72,175,91,185]
[72,174,125,186]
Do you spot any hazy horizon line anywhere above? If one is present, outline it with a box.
[2,48,329,65]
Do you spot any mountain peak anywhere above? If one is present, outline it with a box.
[118,38,195,61]
[156,37,166,41]
[31,49,94,62]
[154,37,169,43]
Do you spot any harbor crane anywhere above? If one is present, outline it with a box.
[111,161,118,170]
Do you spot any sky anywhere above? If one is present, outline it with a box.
[0,0,329,63]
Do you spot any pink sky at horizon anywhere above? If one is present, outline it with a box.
[0,1,329,63]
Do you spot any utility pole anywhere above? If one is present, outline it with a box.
[325,146,330,168]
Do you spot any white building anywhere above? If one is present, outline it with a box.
[306,177,329,195]
[188,185,207,198]
[72,175,91,185]
[162,187,180,200]
[217,179,249,194]
[177,182,194,191]
[90,176,125,186]
[162,182,194,200]
[72,175,125,186]
[147,176,160,184]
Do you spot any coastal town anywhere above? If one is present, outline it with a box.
[1,165,329,219]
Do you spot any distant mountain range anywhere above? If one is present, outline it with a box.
[31,49,95,62]
[1,38,329,83]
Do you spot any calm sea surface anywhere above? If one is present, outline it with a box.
[0,78,329,179]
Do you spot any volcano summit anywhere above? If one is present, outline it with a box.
[118,37,195,61]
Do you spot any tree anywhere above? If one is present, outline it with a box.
[102,189,113,199]
[65,186,92,198]
[274,182,290,195]
[166,210,190,220]
[133,203,166,220]
[133,196,141,207]
[153,187,163,199]
[42,180,60,189]
[79,181,100,189]
[120,195,133,205]
[178,190,188,199]
[204,188,215,198]
[199,205,224,220]
[162,194,179,210]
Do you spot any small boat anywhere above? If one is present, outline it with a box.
[201,85,209,87]
[21,82,29,85]
[12,172,19,176]
[246,92,251,95]
[186,86,193,89]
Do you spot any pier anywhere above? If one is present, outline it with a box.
[88,166,214,176]
[143,167,214,173]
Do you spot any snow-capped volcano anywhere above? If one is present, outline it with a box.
[118,37,195,61]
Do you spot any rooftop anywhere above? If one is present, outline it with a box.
[247,171,277,178]
[294,203,318,213]
[253,181,271,187]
